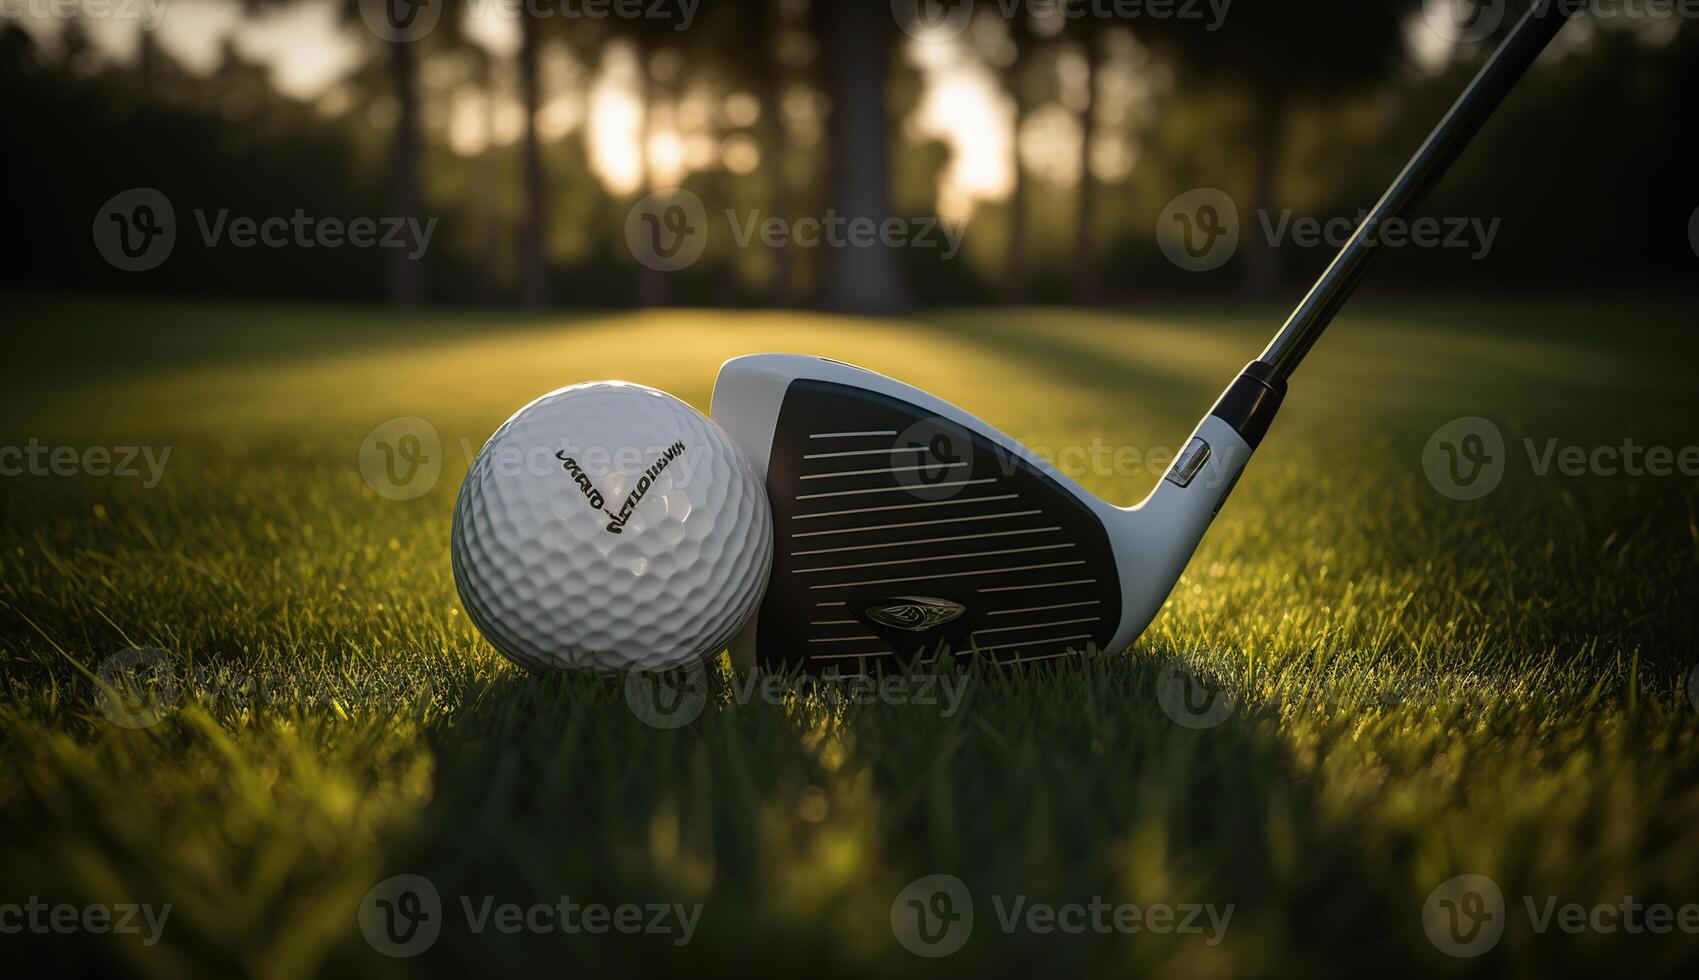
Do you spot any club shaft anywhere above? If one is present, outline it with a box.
[1256,0,1574,383]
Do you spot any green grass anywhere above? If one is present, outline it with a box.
[2,293,1696,978]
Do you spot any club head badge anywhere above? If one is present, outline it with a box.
[864,597,967,633]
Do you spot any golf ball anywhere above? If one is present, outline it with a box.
[451,382,772,672]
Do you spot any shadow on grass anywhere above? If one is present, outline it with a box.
[324,658,1432,978]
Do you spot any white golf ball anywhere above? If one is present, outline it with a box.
[451,382,772,672]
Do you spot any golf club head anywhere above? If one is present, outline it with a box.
[711,354,1279,674]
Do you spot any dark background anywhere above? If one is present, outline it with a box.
[4,0,1695,309]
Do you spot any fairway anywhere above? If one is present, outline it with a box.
[3,295,1697,977]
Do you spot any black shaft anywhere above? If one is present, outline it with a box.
[1257,0,1574,382]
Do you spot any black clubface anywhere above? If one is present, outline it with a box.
[755,379,1123,673]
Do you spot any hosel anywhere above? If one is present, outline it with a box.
[1208,361,1287,450]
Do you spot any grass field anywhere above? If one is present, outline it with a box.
[2,293,1697,977]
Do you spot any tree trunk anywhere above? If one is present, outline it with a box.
[518,14,548,308]
[634,33,670,307]
[1003,50,1030,306]
[819,1,908,315]
[1072,35,1100,306]
[758,32,793,307]
[1243,90,1286,298]
[476,61,500,305]
[710,168,739,306]
[387,39,422,306]
[136,25,157,95]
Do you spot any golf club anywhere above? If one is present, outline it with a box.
[712,0,1575,674]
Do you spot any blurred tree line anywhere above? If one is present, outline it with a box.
[2,0,1695,311]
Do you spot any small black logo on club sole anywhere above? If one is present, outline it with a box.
[865,597,967,632]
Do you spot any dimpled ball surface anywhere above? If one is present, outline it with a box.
[451,382,772,672]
